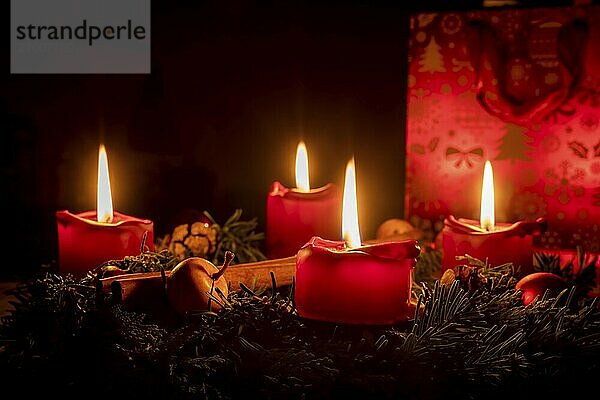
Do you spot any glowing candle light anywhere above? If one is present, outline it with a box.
[342,158,361,248]
[295,141,310,193]
[97,144,114,223]
[480,160,495,231]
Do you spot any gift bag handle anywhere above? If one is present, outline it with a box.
[466,15,589,124]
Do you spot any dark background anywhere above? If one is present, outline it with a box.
[1,1,580,277]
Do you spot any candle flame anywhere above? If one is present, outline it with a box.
[342,158,362,248]
[295,141,310,192]
[97,144,114,223]
[480,160,495,231]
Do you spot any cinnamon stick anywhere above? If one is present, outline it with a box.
[108,273,166,304]
[100,271,166,293]
[223,256,296,290]
[100,256,297,307]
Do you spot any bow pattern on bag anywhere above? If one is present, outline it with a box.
[446,146,484,168]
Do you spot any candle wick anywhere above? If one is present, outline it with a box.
[343,233,353,249]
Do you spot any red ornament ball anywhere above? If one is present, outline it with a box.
[515,272,567,305]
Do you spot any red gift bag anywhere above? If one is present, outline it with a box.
[405,5,600,253]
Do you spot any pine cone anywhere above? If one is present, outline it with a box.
[440,269,456,286]
[448,264,486,292]
[168,222,218,261]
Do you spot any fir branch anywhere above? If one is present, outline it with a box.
[95,248,179,277]
[2,248,600,399]
[204,209,267,264]
[111,304,168,355]
[535,246,598,298]
[413,248,442,287]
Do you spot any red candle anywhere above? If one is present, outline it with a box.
[266,142,341,258]
[295,159,420,325]
[442,161,545,274]
[56,145,153,275]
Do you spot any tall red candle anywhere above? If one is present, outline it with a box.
[295,159,420,324]
[442,161,545,274]
[56,145,153,275]
[266,142,341,258]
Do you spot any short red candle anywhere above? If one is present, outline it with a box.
[442,160,546,275]
[295,158,420,325]
[295,237,420,324]
[442,215,546,275]
[56,210,154,275]
[266,142,340,258]
[266,181,341,258]
[56,144,154,275]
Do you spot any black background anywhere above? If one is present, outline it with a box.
[1,1,579,277]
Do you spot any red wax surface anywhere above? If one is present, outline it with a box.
[442,216,546,275]
[56,210,154,275]
[295,237,420,325]
[266,182,341,258]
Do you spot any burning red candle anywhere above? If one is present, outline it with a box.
[295,159,420,325]
[266,141,341,258]
[56,145,153,275]
[442,161,545,275]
